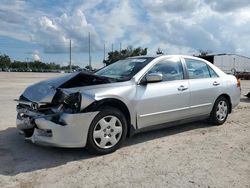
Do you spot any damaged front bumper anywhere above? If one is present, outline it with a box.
[16,103,98,148]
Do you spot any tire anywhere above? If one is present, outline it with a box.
[209,96,229,125]
[86,106,127,155]
[23,128,34,137]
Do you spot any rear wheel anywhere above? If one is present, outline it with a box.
[86,107,127,155]
[209,96,229,125]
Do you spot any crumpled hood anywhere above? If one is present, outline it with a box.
[21,72,116,103]
[22,73,79,103]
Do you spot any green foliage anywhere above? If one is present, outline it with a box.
[9,60,62,71]
[85,65,92,71]
[0,54,11,68]
[0,46,149,72]
[61,65,80,70]
[103,46,147,66]
[0,53,79,72]
[156,48,164,55]
[198,50,211,57]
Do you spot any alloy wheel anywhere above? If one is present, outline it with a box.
[216,101,228,122]
[93,115,123,149]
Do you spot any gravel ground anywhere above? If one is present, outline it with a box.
[0,72,249,188]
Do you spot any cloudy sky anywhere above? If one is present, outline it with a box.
[1,0,250,68]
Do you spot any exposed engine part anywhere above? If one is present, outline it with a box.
[52,89,81,113]
[58,72,117,88]
[63,93,81,113]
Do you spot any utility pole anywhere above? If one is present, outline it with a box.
[88,32,91,70]
[120,42,122,53]
[26,57,29,70]
[233,57,236,69]
[69,39,72,72]
[112,43,114,53]
[103,43,106,61]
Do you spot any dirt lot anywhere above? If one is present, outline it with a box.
[0,72,249,188]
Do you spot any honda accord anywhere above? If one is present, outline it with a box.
[15,55,241,154]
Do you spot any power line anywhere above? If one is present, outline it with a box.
[69,39,72,72]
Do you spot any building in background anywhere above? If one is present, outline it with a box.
[197,53,250,74]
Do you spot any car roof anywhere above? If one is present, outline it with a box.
[128,55,197,59]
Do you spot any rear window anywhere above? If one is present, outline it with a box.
[185,59,212,79]
[208,65,218,77]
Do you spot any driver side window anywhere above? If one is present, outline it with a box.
[148,59,184,81]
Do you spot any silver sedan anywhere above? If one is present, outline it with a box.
[16,55,241,154]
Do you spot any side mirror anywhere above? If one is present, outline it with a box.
[145,73,163,83]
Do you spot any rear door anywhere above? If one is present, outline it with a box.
[136,57,191,129]
[183,58,222,116]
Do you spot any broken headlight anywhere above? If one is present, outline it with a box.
[53,89,81,113]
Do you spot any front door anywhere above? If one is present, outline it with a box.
[136,57,191,129]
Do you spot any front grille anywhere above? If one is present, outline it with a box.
[17,103,31,110]
[16,96,56,115]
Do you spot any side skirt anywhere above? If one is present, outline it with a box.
[129,114,210,136]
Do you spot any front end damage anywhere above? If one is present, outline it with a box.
[14,72,112,148]
[16,91,98,148]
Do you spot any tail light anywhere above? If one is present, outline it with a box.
[237,78,241,88]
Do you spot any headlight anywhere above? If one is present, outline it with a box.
[64,92,81,112]
[52,89,81,113]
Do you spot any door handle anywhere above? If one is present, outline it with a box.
[178,85,188,91]
[213,81,220,86]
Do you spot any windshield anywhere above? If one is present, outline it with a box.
[95,58,153,81]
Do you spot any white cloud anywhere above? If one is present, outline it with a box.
[148,42,195,56]
[0,1,102,54]
[143,0,201,15]
[1,0,250,59]
[33,54,40,61]
[0,0,33,41]
[139,0,250,56]
[32,9,102,53]
[205,0,250,12]
[90,0,137,43]
[77,0,103,11]
[32,50,41,61]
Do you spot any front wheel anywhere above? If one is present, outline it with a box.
[86,107,127,155]
[209,96,229,125]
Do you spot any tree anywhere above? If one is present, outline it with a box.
[103,46,148,66]
[61,65,80,71]
[85,65,92,71]
[0,54,11,68]
[0,53,64,72]
[197,50,211,57]
[156,48,164,55]
[10,60,26,69]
